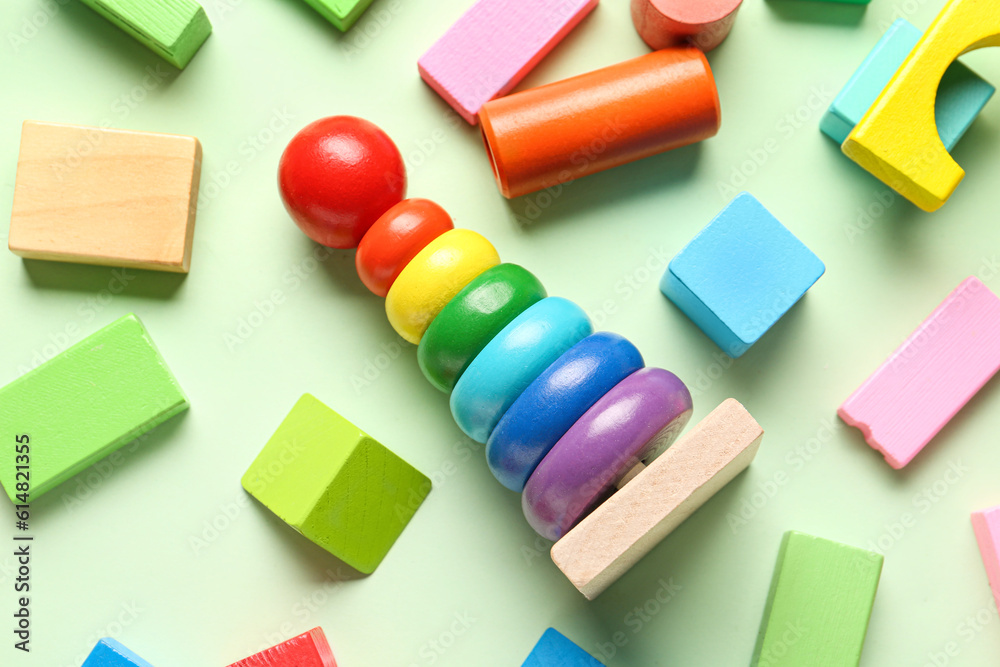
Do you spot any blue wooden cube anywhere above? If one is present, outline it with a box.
[523,629,605,666]
[820,18,994,147]
[83,638,154,667]
[660,193,825,358]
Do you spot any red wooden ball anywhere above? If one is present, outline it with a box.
[356,198,455,298]
[278,116,407,249]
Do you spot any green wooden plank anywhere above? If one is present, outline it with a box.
[242,394,431,573]
[0,314,188,503]
[751,531,883,667]
[81,0,212,69]
[300,0,377,32]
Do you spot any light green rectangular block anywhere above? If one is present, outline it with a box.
[81,0,212,69]
[0,314,188,503]
[751,531,883,667]
[241,393,431,574]
[300,0,377,32]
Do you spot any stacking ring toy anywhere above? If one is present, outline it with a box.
[486,332,644,492]
[522,368,693,540]
[450,297,592,443]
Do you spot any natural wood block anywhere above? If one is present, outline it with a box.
[9,121,202,273]
[751,531,883,666]
[551,398,762,599]
[83,638,155,667]
[228,627,337,667]
[972,505,1000,616]
[241,394,431,574]
[838,277,1000,469]
[81,0,212,69]
[0,314,188,503]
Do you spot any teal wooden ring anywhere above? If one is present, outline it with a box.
[450,297,593,443]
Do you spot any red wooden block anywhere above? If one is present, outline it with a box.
[631,0,743,52]
[227,628,337,667]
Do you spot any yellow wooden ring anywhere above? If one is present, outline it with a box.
[386,229,500,344]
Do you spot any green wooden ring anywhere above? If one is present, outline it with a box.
[418,263,547,393]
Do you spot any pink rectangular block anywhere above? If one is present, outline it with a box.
[227,628,336,667]
[417,0,598,124]
[839,277,1000,468]
[972,506,1000,614]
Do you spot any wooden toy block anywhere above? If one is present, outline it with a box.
[551,398,762,600]
[522,628,605,666]
[0,314,188,504]
[83,638,155,667]
[660,192,825,358]
[418,0,599,124]
[972,506,1000,615]
[9,121,202,273]
[479,47,720,198]
[821,19,994,146]
[631,0,743,52]
[839,277,1000,469]
[299,0,376,32]
[241,394,430,573]
[751,531,883,667]
[228,627,337,667]
[80,0,211,69]
[843,0,1000,211]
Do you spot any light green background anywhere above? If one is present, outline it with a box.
[2,0,1000,665]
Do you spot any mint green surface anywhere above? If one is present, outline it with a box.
[81,0,212,68]
[242,393,430,574]
[0,314,187,503]
[752,531,883,666]
[3,1,1000,665]
[301,0,377,32]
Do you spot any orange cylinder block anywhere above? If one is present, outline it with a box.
[478,48,721,199]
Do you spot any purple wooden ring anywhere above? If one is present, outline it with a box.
[522,367,693,540]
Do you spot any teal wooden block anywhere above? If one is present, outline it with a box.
[0,314,188,503]
[80,0,212,69]
[660,193,825,358]
[522,629,605,667]
[821,19,994,146]
[83,638,154,667]
[241,394,431,573]
[751,531,883,667]
[300,0,376,32]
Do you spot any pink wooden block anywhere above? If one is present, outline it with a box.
[839,277,1000,468]
[417,0,599,125]
[227,628,336,667]
[972,506,1000,614]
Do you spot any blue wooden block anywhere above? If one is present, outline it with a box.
[820,18,994,147]
[83,638,154,667]
[522,629,605,667]
[660,193,825,358]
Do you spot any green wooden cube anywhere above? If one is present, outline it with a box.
[300,0,377,32]
[0,314,188,503]
[81,0,212,69]
[242,394,431,573]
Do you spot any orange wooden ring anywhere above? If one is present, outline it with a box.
[479,48,721,199]
[356,198,454,297]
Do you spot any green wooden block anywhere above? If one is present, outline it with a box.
[80,0,212,69]
[751,531,883,667]
[0,314,188,503]
[241,394,431,573]
[300,0,377,32]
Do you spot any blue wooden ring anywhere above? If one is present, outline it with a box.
[450,297,592,443]
[486,332,645,492]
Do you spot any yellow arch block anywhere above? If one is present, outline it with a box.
[843,0,1000,212]
[386,229,500,344]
